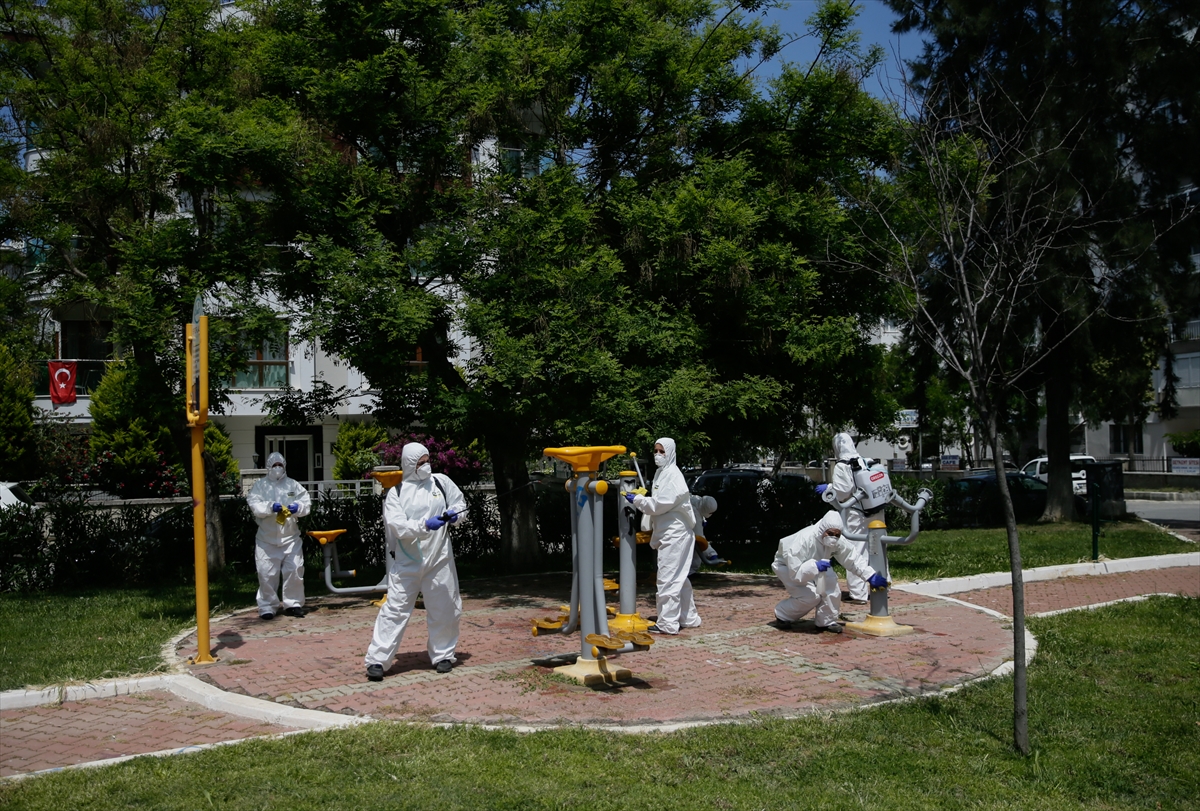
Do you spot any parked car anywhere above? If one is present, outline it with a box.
[0,482,34,510]
[1020,454,1096,496]
[946,471,1086,525]
[689,468,822,541]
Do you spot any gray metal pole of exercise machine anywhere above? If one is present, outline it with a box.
[561,476,582,634]
[321,540,388,595]
[619,474,637,616]
[823,487,932,636]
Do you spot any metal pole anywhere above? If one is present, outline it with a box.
[186,319,214,664]
[575,476,597,658]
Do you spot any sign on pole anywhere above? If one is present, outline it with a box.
[191,295,203,416]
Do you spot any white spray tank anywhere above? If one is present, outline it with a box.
[850,457,894,511]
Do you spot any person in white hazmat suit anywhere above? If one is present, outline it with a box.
[245,452,312,620]
[689,494,726,575]
[626,438,700,634]
[772,510,888,632]
[365,442,466,681]
[829,432,873,604]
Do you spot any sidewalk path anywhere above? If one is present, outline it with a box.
[2,556,1196,780]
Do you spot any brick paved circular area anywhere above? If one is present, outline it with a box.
[177,573,1015,728]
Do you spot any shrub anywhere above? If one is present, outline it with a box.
[88,361,185,497]
[0,343,35,480]
[1165,429,1200,458]
[331,421,388,480]
[204,422,241,495]
[374,432,484,486]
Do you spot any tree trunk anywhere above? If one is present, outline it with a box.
[1041,356,1075,521]
[988,412,1030,755]
[202,448,226,573]
[486,433,541,572]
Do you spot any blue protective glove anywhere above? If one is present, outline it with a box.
[424,515,447,531]
[445,509,459,524]
[625,493,636,503]
[272,502,283,513]
[287,502,300,513]
[868,572,888,590]
[816,559,832,573]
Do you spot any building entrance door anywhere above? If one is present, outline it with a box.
[265,435,312,482]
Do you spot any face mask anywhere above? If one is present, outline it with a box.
[414,463,432,481]
[268,466,285,482]
[654,453,667,467]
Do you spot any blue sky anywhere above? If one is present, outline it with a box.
[755,0,926,99]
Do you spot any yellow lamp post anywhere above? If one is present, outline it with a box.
[185,300,215,664]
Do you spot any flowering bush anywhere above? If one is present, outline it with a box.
[372,433,484,485]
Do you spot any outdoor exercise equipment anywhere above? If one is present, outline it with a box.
[823,465,933,637]
[531,445,654,685]
[608,469,652,634]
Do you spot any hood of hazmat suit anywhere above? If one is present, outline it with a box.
[384,442,467,570]
[246,452,311,545]
[266,451,287,482]
[775,510,875,583]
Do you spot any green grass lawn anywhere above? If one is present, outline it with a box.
[1,596,1196,809]
[0,570,259,692]
[718,520,1195,580]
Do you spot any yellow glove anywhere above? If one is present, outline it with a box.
[633,486,647,496]
[275,505,292,525]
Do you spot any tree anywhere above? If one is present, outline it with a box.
[0,0,322,456]
[0,342,35,479]
[886,0,1200,520]
[260,0,905,570]
[846,66,1179,750]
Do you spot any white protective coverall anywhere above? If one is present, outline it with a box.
[830,432,872,602]
[772,510,879,627]
[365,442,467,669]
[245,452,312,616]
[631,437,700,634]
[689,494,720,575]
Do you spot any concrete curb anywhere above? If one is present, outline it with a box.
[895,552,1200,597]
[1126,491,1200,501]
[0,673,367,730]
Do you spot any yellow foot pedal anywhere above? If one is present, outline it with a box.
[611,629,654,646]
[585,633,625,650]
[532,617,565,636]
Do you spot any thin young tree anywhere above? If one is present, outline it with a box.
[850,86,1125,754]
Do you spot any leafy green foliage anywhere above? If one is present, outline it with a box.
[331,421,389,481]
[204,421,241,495]
[1165,429,1200,458]
[88,362,185,497]
[0,343,35,480]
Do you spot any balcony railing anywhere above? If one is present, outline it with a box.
[33,359,111,398]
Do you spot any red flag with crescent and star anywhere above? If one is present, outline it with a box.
[48,361,78,405]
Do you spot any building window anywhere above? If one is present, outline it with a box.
[1109,424,1144,455]
[1176,353,1199,388]
[234,335,288,389]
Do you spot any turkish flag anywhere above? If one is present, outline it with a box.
[48,361,78,405]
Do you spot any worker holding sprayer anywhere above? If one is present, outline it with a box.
[245,452,312,620]
[365,442,466,681]
[829,432,873,605]
[772,510,888,633]
[626,437,701,634]
[689,494,727,574]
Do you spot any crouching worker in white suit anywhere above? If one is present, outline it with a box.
[771,510,887,633]
[245,452,312,620]
[365,442,466,682]
[627,437,700,634]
